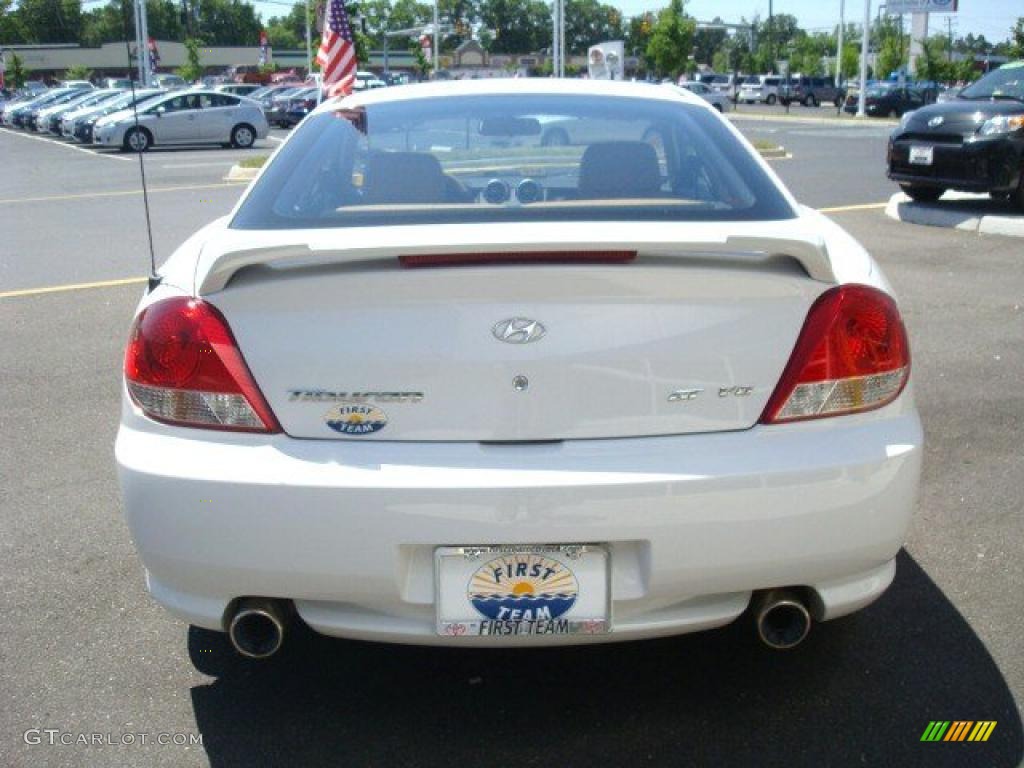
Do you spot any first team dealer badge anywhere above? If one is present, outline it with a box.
[435,545,609,637]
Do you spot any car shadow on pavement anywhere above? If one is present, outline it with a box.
[189,550,1022,767]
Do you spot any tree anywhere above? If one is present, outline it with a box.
[196,0,262,46]
[1008,17,1024,59]
[876,34,906,80]
[625,12,655,70]
[563,0,624,55]
[10,0,83,43]
[6,53,29,88]
[177,37,203,81]
[646,0,695,78]
[64,64,94,80]
[479,0,550,54]
[692,23,726,67]
[410,40,431,76]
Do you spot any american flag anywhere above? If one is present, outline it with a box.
[316,0,357,98]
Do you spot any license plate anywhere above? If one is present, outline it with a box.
[436,544,609,637]
[909,145,934,165]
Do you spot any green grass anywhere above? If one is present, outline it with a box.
[751,139,782,151]
[238,155,269,169]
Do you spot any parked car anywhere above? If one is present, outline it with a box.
[265,86,304,127]
[353,71,388,91]
[674,81,731,112]
[281,87,324,127]
[843,84,925,118]
[738,74,783,105]
[56,80,96,90]
[93,90,268,151]
[215,83,263,97]
[887,60,1024,209]
[64,89,163,141]
[7,86,91,129]
[779,75,845,107]
[699,72,741,102]
[153,73,188,90]
[116,79,921,659]
[42,88,124,135]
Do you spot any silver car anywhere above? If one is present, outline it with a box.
[673,81,731,112]
[92,90,269,151]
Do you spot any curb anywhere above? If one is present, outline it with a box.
[885,192,1024,237]
[729,113,898,128]
[224,165,259,183]
[757,147,788,158]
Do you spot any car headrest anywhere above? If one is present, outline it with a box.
[578,141,662,199]
[362,151,447,205]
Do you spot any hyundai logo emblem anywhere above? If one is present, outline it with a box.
[928,115,944,128]
[492,317,547,344]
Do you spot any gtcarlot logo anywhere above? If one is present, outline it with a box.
[24,729,203,747]
[920,721,997,742]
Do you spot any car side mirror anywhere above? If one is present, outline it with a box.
[155,106,165,117]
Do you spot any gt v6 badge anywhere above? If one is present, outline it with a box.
[668,386,754,402]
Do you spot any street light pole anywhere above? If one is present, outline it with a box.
[857,0,870,117]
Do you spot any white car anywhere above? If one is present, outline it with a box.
[93,90,269,151]
[739,75,783,104]
[116,79,921,658]
[673,81,731,112]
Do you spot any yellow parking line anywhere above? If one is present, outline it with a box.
[818,202,889,213]
[0,276,147,300]
[0,182,244,206]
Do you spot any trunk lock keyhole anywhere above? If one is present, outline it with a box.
[513,375,529,392]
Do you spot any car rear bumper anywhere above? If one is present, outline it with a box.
[117,396,922,646]
[888,134,1024,192]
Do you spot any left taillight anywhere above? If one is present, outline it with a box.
[124,297,280,433]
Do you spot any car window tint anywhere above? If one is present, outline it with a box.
[232,94,795,231]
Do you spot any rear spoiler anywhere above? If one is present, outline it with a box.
[194,222,836,294]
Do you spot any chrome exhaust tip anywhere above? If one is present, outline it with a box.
[753,589,812,650]
[227,598,289,659]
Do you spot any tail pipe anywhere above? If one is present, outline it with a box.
[227,598,291,659]
[752,589,812,650]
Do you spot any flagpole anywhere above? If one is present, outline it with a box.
[306,0,313,77]
[432,0,439,75]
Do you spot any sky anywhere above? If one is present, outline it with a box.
[250,0,1020,45]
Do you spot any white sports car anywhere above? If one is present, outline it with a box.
[116,79,921,658]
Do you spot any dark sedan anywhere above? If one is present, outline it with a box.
[887,61,1024,209]
[845,84,925,117]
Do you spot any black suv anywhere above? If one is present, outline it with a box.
[779,75,846,107]
[887,61,1024,209]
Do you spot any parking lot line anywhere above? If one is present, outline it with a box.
[3,126,134,161]
[0,276,147,300]
[0,182,241,206]
[818,202,890,213]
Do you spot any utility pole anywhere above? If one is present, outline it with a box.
[559,0,565,77]
[836,0,845,85]
[856,0,869,117]
[768,0,774,70]
[136,0,152,85]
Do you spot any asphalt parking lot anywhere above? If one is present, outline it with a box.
[2,120,1022,768]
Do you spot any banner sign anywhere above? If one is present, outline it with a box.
[886,0,958,13]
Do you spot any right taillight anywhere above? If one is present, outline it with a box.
[760,284,910,424]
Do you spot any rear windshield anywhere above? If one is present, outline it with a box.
[231,93,795,230]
